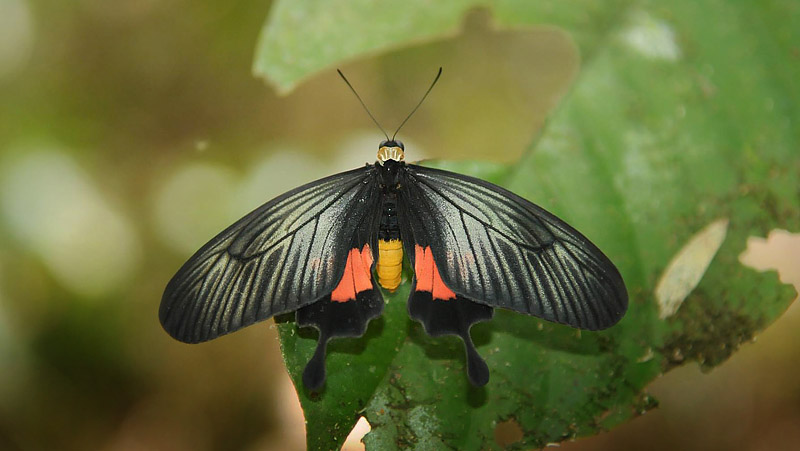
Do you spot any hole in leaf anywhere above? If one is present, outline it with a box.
[739,229,800,297]
[343,416,370,450]
[494,417,523,447]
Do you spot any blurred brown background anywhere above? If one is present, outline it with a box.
[0,1,797,450]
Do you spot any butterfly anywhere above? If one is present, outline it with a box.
[159,68,628,389]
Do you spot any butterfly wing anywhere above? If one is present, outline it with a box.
[160,165,380,344]
[400,163,628,331]
[397,164,627,386]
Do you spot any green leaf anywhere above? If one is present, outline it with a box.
[253,0,626,94]
[277,284,410,451]
[269,0,800,449]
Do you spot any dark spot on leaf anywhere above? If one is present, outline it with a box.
[659,299,761,372]
[466,384,487,407]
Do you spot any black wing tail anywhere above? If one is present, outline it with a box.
[297,288,384,390]
[408,289,493,386]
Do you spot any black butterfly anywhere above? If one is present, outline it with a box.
[159,69,627,389]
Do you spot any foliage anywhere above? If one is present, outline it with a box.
[256,0,800,449]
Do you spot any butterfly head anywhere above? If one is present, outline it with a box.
[377,140,405,165]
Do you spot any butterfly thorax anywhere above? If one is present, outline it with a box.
[376,156,404,292]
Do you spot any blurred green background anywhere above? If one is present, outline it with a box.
[0,0,798,450]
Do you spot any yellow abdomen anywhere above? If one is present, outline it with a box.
[377,239,403,292]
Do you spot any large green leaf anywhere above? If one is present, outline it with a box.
[264,0,799,449]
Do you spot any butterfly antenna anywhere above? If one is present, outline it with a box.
[392,67,442,141]
[337,69,390,141]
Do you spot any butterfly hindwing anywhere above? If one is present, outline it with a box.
[159,166,380,343]
[296,198,384,390]
[398,194,494,386]
[401,163,628,331]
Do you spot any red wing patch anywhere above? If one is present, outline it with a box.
[330,245,374,303]
[414,245,456,301]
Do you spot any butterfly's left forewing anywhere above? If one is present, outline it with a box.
[399,163,628,331]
